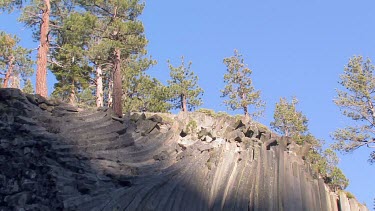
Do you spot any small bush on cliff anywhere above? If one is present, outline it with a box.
[186,120,197,134]
[196,108,216,117]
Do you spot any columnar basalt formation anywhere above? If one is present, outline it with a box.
[0,88,369,210]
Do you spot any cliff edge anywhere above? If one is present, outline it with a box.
[0,88,369,211]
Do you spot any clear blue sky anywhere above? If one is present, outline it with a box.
[1,0,374,207]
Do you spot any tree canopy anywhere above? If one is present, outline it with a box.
[0,31,33,88]
[333,56,375,163]
[221,49,265,119]
[270,97,308,144]
[167,56,203,112]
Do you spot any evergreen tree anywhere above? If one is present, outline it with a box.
[167,56,203,112]
[79,0,148,117]
[77,87,96,107]
[51,44,92,104]
[333,56,375,163]
[51,12,96,105]
[221,49,265,119]
[122,53,170,112]
[1,0,75,97]
[124,75,171,112]
[0,31,33,88]
[22,79,34,94]
[306,147,349,191]
[270,97,308,144]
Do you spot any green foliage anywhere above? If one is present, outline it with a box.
[221,49,265,118]
[51,11,98,104]
[77,87,95,108]
[333,56,375,163]
[22,79,34,94]
[329,167,349,191]
[51,44,92,103]
[121,53,171,112]
[196,108,216,117]
[271,97,308,144]
[81,0,147,60]
[123,75,171,112]
[216,111,230,118]
[306,148,349,191]
[0,0,22,13]
[345,191,355,199]
[80,0,149,115]
[186,120,197,134]
[0,31,34,85]
[167,56,204,111]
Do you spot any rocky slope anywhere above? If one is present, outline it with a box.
[0,88,369,211]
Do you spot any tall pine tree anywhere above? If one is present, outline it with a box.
[1,0,76,97]
[79,0,147,117]
[51,11,96,104]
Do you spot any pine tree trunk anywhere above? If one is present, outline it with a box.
[242,92,249,118]
[181,94,187,112]
[69,81,76,105]
[112,49,122,117]
[108,78,113,107]
[35,0,50,97]
[3,55,14,88]
[96,65,103,107]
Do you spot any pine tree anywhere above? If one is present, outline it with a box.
[328,167,349,191]
[1,0,75,97]
[79,0,148,117]
[51,11,96,105]
[306,147,349,191]
[167,56,203,112]
[270,97,308,143]
[333,56,375,163]
[22,79,34,94]
[0,31,33,88]
[51,44,92,104]
[221,49,265,119]
[122,53,170,112]
[124,75,171,112]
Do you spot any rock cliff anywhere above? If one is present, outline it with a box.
[0,88,369,211]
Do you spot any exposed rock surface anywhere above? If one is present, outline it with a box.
[0,88,369,211]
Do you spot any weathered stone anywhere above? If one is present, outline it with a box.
[38,103,49,111]
[135,119,157,134]
[202,135,213,143]
[0,88,26,101]
[153,150,169,161]
[147,114,163,123]
[197,127,212,139]
[244,126,258,138]
[226,130,245,142]
[0,88,368,211]
[15,116,37,125]
[233,120,245,130]
[4,191,32,206]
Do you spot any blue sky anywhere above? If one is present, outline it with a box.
[1,0,374,207]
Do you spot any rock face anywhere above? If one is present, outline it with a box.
[0,88,369,211]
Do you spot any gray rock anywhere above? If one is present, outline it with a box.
[147,114,163,123]
[136,119,157,134]
[4,191,32,207]
[226,130,245,142]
